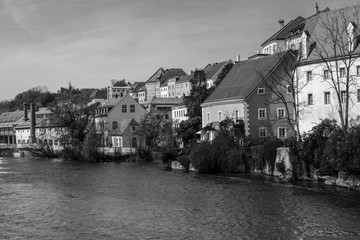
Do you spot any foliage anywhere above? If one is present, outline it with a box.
[301,119,339,169]
[176,116,201,145]
[49,85,99,160]
[81,122,101,162]
[189,134,247,173]
[0,86,55,114]
[161,150,177,170]
[184,70,209,118]
[177,155,191,172]
[27,142,61,159]
[250,138,283,173]
[136,112,174,161]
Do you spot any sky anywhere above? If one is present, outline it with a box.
[0,0,357,101]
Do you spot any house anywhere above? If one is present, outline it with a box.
[94,94,148,147]
[107,79,132,100]
[175,75,193,98]
[111,119,139,154]
[89,89,107,105]
[0,110,25,145]
[137,85,147,104]
[203,60,233,89]
[201,51,296,141]
[145,68,186,101]
[160,80,169,98]
[129,82,146,102]
[293,5,360,132]
[172,101,188,129]
[142,97,183,121]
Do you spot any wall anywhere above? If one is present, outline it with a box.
[297,58,360,133]
[107,95,148,124]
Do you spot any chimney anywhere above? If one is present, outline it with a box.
[30,103,36,144]
[315,3,319,14]
[236,55,241,62]
[278,19,285,30]
[23,103,28,121]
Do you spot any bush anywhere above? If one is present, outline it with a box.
[250,138,283,173]
[177,155,191,172]
[161,150,177,170]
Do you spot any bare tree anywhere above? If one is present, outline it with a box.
[256,50,308,139]
[311,5,360,130]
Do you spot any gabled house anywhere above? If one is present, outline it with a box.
[201,51,295,141]
[175,74,193,98]
[129,82,146,102]
[111,119,139,154]
[94,95,148,147]
[203,60,233,88]
[145,68,186,101]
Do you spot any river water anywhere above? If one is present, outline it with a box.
[0,157,360,240]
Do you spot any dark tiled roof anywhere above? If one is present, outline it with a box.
[203,51,291,104]
[177,74,193,83]
[302,5,360,62]
[158,68,187,85]
[113,80,130,87]
[132,82,146,92]
[203,61,228,79]
[146,68,165,83]
[261,16,306,46]
[0,110,23,124]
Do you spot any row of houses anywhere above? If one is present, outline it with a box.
[1,4,360,152]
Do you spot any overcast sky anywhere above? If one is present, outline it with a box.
[0,0,356,101]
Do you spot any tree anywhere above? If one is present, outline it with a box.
[49,86,98,159]
[256,50,307,140]
[135,112,174,161]
[311,5,360,130]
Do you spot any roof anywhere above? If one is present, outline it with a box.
[158,68,186,85]
[15,117,54,129]
[160,79,169,87]
[151,97,182,105]
[177,74,193,83]
[132,82,146,92]
[171,100,187,109]
[302,5,360,62]
[262,16,306,47]
[0,110,23,124]
[90,89,107,99]
[146,68,165,83]
[113,80,130,87]
[112,119,138,135]
[203,51,291,104]
[100,95,126,108]
[203,61,228,79]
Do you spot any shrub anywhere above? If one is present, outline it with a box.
[177,155,191,172]
[161,150,177,170]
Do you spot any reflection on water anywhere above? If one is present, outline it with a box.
[0,157,360,240]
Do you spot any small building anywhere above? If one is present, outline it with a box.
[107,79,132,100]
[172,101,188,129]
[203,60,233,89]
[142,97,183,121]
[160,80,169,98]
[0,110,25,145]
[111,119,139,154]
[94,94,148,147]
[175,75,193,98]
[129,82,146,103]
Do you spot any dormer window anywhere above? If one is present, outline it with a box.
[347,22,357,52]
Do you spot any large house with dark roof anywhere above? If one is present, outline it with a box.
[203,60,233,88]
[201,51,295,140]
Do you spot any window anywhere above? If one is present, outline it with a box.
[132,137,137,148]
[286,85,292,94]
[358,89,360,102]
[130,104,135,113]
[306,71,312,81]
[257,88,265,95]
[357,66,360,76]
[308,93,313,105]
[112,121,118,130]
[277,108,285,118]
[122,105,127,113]
[278,127,287,138]
[340,68,346,78]
[218,111,222,121]
[324,92,330,104]
[341,90,347,103]
[258,108,266,120]
[259,127,267,138]
[323,69,330,79]
[207,112,210,123]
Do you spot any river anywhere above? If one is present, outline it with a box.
[0,157,360,240]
